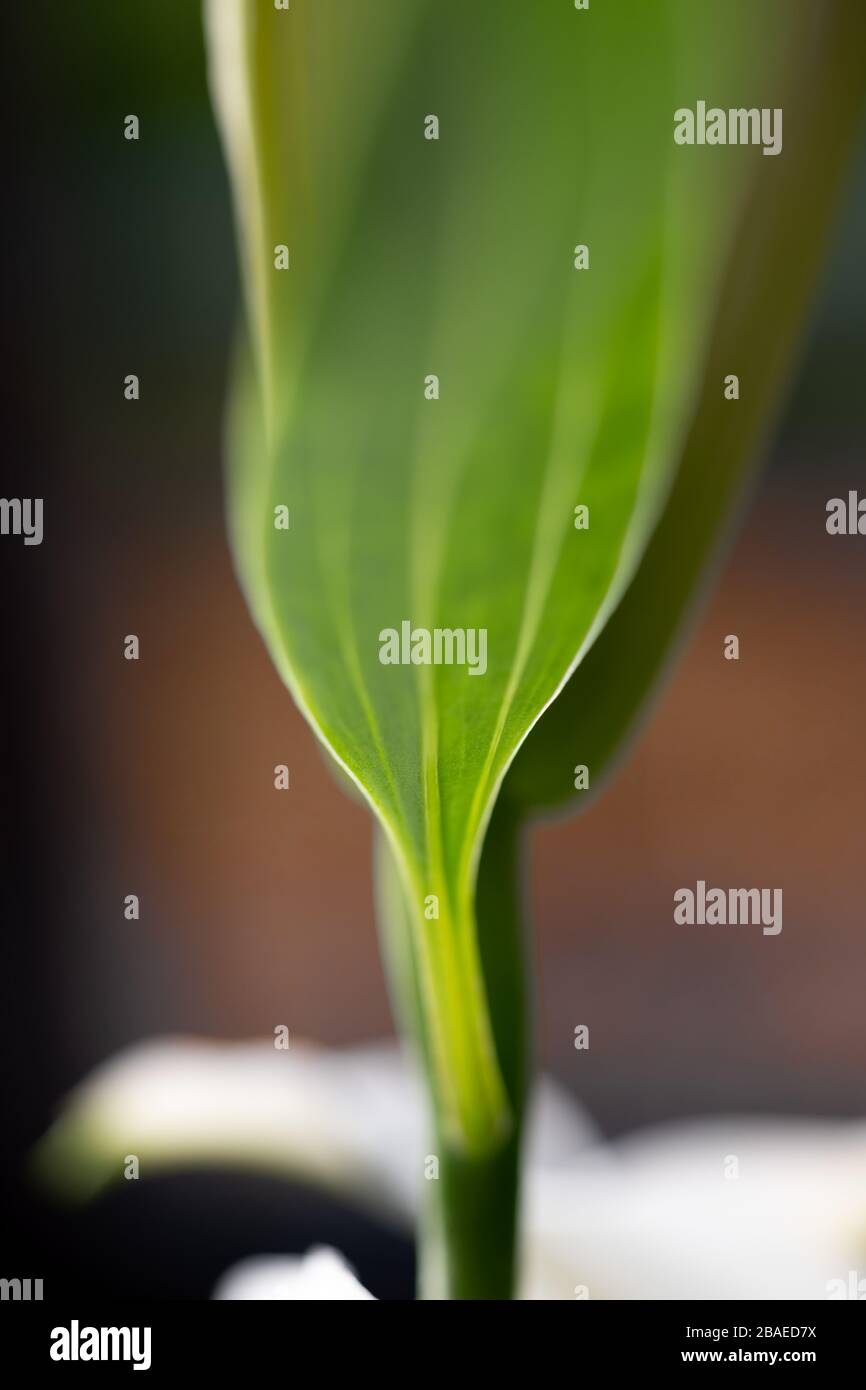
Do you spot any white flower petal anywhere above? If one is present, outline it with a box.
[522,1117,866,1300]
[213,1248,375,1301]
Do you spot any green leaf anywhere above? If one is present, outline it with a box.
[503,4,866,816]
[207,0,829,1159]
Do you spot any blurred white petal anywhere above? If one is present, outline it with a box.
[36,1037,421,1219]
[522,1118,866,1300]
[213,1248,374,1301]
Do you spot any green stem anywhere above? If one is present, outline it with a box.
[409,873,512,1159]
[374,799,531,1299]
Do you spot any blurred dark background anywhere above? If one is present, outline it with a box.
[1,1,864,1299]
